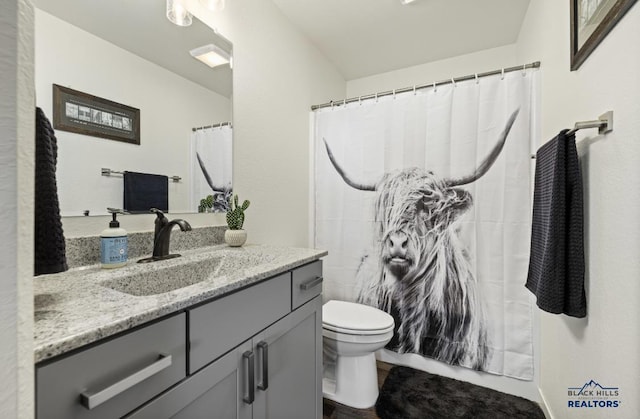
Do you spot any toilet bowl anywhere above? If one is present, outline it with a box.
[322,300,395,409]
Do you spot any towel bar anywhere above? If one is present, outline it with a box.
[101,168,181,183]
[531,111,613,159]
[566,111,613,136]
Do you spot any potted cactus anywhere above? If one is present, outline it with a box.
[198,195,214,213]
[224,194,250,247]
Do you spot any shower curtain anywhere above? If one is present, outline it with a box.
[190,125,233,213]
[314,69,538,379]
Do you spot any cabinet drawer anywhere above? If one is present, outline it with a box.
[291,260,323,310]
[189,273,291,374]
[36,313,186,419]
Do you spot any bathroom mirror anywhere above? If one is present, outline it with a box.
[33,0,233,216]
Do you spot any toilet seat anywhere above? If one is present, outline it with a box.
[322,300,394,336]
[322,324,394,345]
[323,323,395,336]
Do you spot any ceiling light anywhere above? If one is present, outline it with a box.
[166,0,193,27]
[190,44,231,68]
[400,0,418,4]
[200,0,226,12]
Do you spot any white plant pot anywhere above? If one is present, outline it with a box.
[225,229,247,247]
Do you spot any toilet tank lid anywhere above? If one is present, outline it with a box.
[323,300,394,331]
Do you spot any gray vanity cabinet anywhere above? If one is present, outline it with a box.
[35,259,323,419]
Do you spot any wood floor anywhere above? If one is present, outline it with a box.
[322,361,393,419]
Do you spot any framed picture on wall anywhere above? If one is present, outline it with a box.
[52,84,140,145]
[570,0,638,70]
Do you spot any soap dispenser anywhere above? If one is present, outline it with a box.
[101,208,128,269]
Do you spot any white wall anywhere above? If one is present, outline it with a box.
[344,43,540,402]
[516,2,640,418]
[35,9,231,217]
[0,0,34,417]
[183,0,346,247]
[347,45,518,98]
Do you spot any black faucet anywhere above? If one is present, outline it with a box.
[138,208,192,263]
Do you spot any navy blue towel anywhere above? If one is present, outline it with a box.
[123,172,168,214]
[526,130,586,318]
[35,107,68,275]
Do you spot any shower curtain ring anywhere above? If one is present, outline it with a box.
[475,73,479,84]
[451,78,456,87]
[522,64,527,76]
[413,85,417,95]
[359,96,362,105]
[393,89,396,99]
[433,82,437,92]
[375,93,378,103]
[501,68,505,80]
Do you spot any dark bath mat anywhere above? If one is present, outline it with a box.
[375,366,545,419]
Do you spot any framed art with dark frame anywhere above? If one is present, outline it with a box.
[570,0,638,70]
[52,84,140,145]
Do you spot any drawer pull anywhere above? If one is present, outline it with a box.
[242,351,255,404]
[257,341,269,391]
[300,276,323,291]
[80,353,172,410]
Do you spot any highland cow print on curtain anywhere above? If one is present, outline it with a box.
[314,69,538,379]
[190,125,233,213]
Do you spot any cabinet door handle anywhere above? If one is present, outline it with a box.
[80,353,172,410]
[257,341,269,391]
[300,276,323,291]
[242,351,255,404]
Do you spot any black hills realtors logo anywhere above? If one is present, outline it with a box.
[568,379,620,408]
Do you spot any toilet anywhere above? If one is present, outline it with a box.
[322,300,395,409]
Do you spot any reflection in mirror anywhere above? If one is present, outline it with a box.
[33,0,232,216]
[192,122,232,213]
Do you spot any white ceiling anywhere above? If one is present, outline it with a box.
[271,0,531,80]
[33,0,232,98]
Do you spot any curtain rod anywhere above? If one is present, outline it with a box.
[311,61,541,111]
[192,121,232,132]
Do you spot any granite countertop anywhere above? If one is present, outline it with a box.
[34,244,327,363]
